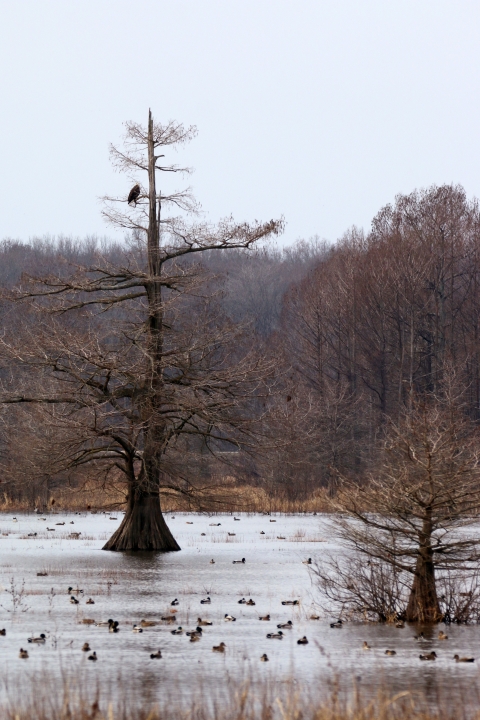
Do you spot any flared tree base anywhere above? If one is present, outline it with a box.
[103,493,180,552]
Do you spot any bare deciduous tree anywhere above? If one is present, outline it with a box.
[0,111,283,551]
[316,393,480,623]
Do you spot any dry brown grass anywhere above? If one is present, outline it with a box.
[0,483,331,514]
[1,679,478,720]
[0,484,124,513]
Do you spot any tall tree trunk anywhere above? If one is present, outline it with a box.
[104,110,181,552]
[103,484,179,551]
[406,512,441,622]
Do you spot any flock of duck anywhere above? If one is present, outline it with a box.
[3,514,477,668]
[11,593,475,664]
[8,576,314,663]
[12,586,475,665]
[356,625,475,663]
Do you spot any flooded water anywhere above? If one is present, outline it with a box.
[0,512,479,709]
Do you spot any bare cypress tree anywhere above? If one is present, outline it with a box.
[315,392,480,623]
[0,111,283,551]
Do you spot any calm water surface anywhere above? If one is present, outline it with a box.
[0,512,479,709]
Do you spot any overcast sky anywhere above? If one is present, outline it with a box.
[1,1,479,246]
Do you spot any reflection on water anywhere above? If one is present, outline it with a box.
[0,512,479,710]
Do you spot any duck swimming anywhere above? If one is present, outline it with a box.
[82,643,91,652]
[330,620,343,628]
[140,619,158,627]
[385,650,397,656]
[0,629,6,636]
[190,634,201,642]
[19,648,29,659]
[132,625,143,633]
[282,600,299,606]
[232,558,246,564]
[27,634,46,644]
[246,599,256,606]
[363,642,371,650]
[150,650,162,659]
[438,631,448,640]
[224,614,236,622]
[200,597,211,604]
[171,627,183,635]
[259,615,270,621]
[197,618,213,626]
[238,598,246,604]
[86,598,95,605]
[186,627,203,637]
[260,653,269,661]
[277,621,293,629]
[267,631,283,639]
[454,654,475,662]
[95,619,114,627]
[171,599,179,606]
[70,596,79,605]
[210,559,215,564]
[302,558,312,565]
[419,652,436,661]
[109,621,119,633]
[212,642,226,653]
[297,636,308,645]
[88,652,98,661]
[414,632,425,641]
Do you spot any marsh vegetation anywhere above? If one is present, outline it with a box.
[2,119,480,563]
[0,513,480,718]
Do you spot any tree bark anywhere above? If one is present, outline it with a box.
[405,513,441,622]
[103,488,180,551]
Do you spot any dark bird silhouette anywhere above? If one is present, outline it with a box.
[127,184,141,206]
[419,651,437,661]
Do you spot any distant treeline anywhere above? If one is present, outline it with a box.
[2,183,480,505]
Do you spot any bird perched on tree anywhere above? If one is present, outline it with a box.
[127,183,141,206]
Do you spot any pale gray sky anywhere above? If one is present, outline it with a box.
[1,1,479,245]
